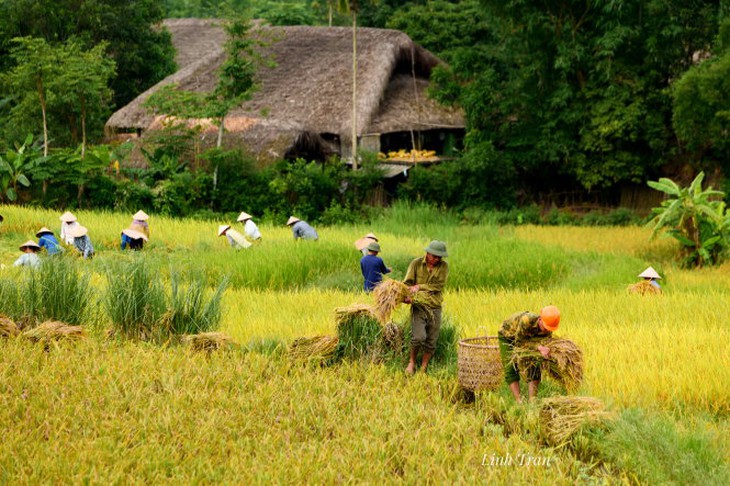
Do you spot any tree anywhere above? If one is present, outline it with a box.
[647,172,730,267]
[0,134,38,201]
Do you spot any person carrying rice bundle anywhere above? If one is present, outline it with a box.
[404,240,449,375]
[498,305,561,403]
[218,224,252,250]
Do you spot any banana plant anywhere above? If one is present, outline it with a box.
[646,172,730,267]
[0,134,39,202]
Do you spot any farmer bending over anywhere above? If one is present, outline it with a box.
[498,306,560,403]
[404,240,449,375]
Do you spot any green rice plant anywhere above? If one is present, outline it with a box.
[243,336,287,356]
[22,255,91,326]
[0,275,21,320]
[103,255,166,340]
[163,270,227,335]
[335,312,382,361]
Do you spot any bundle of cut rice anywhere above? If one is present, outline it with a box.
[334,303,378,327]
[288,335,339,363]
[382,322,404,352]
[371,279,410,323]
[627,280,661,295]
[182,332,234,352]
[539,396,613,446]
[0,316,20,338]
[511,337,584,391]
[22,321,86,342]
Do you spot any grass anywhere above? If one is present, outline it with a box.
[0,204,728,483]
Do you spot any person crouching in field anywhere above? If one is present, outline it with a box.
[131,210,151,239]
[498,306,560,403]
[237,211,262,241]
[68,225,94,259]
[36,227,62,255]
[404,240,449,375]
[360,242,391,292]
[218,225,251,249]
[14,240,41,268]
[59,211,80,245]
[121,226,148,250]
[286,216,318,241]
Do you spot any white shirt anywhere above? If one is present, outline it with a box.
[243,219,261,240]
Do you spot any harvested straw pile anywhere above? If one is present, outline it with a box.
[539,396,613,446]
[372,279,409,323]
[512,338,584,391]
[382,322,404,352]
[0,316,20,338]
[288,335,339,363]
[335,305,383,362]
[182,332,234,352]
[627,280,661,295]
[22,321,86,343]
[334,303,378,326]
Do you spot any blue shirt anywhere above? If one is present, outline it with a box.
[73,235,94,259]
[360,254,391,292]
[38,234,61,255]
[291,221,318,240]
[121,233,144,250]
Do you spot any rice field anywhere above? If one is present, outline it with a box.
[0,204,728,484]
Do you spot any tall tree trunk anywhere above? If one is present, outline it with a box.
[351,12,358,170]
[81,97,87,159]
[37,77,48,157]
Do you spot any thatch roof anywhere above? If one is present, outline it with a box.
[106,19,464,162]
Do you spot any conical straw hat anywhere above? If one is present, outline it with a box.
[638,266,661,279]
[19,240,41,251]
[218,225,231,237]
[133,210,149,221]
[67,225,88,238]
[59,211,77,223]
[237,211,253,222]
[35,227,53,237]
[122,228,148,241]
[286,216,300,226]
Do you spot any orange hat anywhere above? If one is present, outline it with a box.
[540,305,560,331]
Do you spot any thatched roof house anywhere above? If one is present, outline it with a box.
[105,19,465,165]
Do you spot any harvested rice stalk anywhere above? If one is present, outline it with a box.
[382,322,404,352]
[539,396,613,446]
[182,332,234,352]
[334,304,378,327]
[627,280,662,295]
[22,321,86,342]
[0,316,20,338]
[335,309,383,362]
[372,279,409,323]
[288,335,339,363]
[511,337,584,391]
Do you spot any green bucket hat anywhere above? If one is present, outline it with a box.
[424,240,448,257]
[366,241,381,253]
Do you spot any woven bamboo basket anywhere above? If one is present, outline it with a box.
[457,336,502,391]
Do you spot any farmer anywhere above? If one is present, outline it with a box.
[59,211,80,245]
[120,226,148,250]
[237,211,262,241]
[498,305,560,403]
[14,240,42,268]
[131,210,151,239]
[68,225,94,259]
[354,233,378,256]
[404,240,449,375]
[360,241,392,292]
[638,266,662,290]
[286,216,318,241]
[218,224,251,250]
[36,227,62,255]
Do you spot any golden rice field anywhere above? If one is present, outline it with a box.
[0,205,728,484]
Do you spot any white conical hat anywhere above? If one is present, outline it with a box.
[19,240,41,251]
[638,266,661,279]
[133,210,149,221]
[237,211,253,222]
[67,225,88,237]
[217,225,231,237]
[35,227,54,237]
[122,227,148,241]
[286,216,300,226]
[59,211,77,222]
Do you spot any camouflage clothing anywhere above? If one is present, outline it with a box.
[403,256,449,308]
[498,311,551,385]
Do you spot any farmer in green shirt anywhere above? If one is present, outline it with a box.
[404,240,449,375]
[498,306,560,403]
